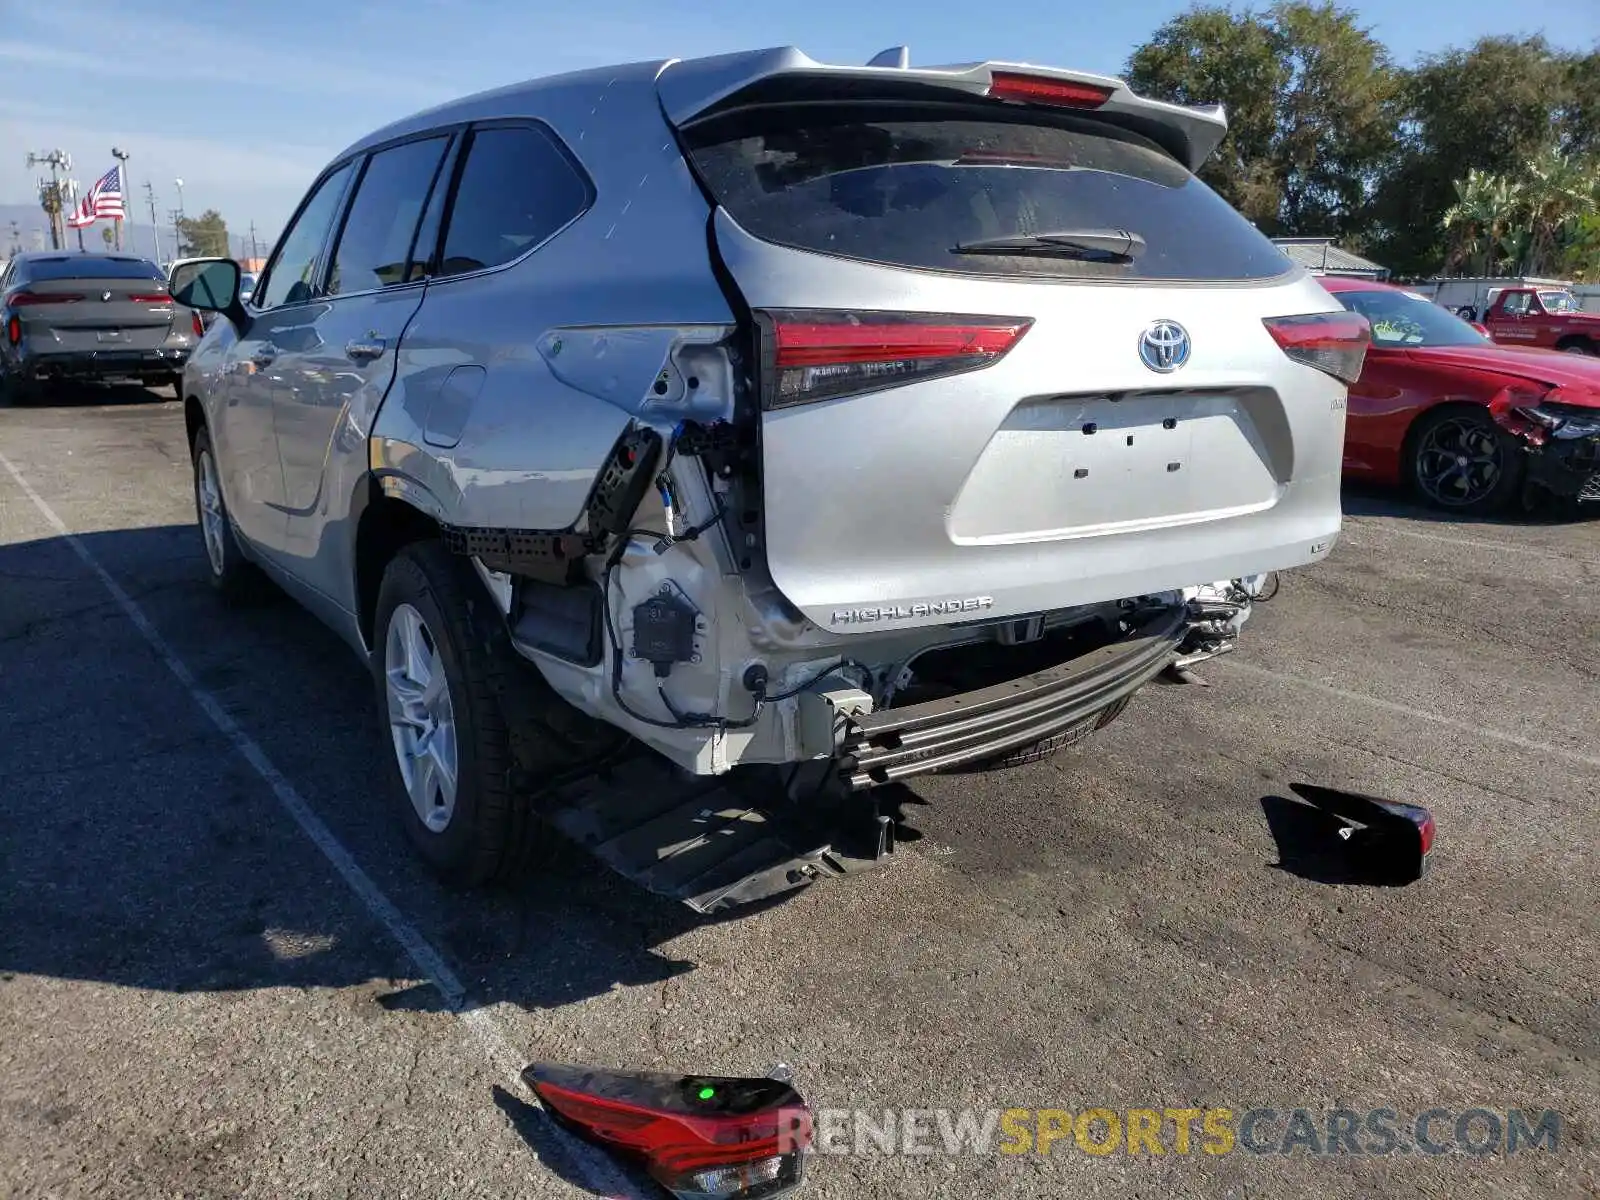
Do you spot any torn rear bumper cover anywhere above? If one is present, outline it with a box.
[839,606,1188,789]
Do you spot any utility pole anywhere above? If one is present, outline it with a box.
[111,147,131,253]
[26,149,72,250]
[248,221,259,264]
[143,181,163,264]
[168,208,184,258]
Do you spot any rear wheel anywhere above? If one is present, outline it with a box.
[1405,406,1525,515]
[1557,338,1596,356]
[373,541,544,887]
[1,373,43,406]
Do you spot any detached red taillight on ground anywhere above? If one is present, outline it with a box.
[1263,311,1372,385]
[757,310,1033,409]
[523,1062,812,1199]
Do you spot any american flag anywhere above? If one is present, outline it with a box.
[65,164,125,229]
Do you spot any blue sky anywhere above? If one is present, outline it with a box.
[2,0,1595,246]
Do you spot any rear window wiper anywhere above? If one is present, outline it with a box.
[952,228,1147,263]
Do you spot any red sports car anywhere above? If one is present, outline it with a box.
[1321,277,1600,514]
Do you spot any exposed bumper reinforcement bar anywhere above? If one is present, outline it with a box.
[838,606,1189,790]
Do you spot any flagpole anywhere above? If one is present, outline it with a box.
[111,149,131,253]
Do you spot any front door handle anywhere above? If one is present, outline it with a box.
[345,337,386,363]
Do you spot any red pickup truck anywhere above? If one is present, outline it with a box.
[1482,287,1600,355]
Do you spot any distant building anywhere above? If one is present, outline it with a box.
[1271,237,1390,282]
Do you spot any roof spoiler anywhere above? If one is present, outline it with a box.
[655,47,1228,171]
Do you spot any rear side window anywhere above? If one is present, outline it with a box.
[256,162,354,310]
[327,136,451,296]
[436,124,591,277]
[685,106,1291,282]
[24,257,163,281]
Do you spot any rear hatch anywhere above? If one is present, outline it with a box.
[672,68,1359,632]
[12,258,182,353]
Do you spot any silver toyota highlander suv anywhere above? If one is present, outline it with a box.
[172,47,1367,911]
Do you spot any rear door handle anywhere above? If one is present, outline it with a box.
[345,338,386,363]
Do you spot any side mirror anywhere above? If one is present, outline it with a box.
[170,258,246,326]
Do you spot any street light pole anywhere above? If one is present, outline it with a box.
[143,181,163,265]
[173,178,185,256]
[111,147,131,253]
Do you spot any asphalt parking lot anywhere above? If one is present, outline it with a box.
[2,384,1597,1200]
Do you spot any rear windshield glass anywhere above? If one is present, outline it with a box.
[25,257,164,281]
[685,106,1291,282]
[1331,287,1488,348]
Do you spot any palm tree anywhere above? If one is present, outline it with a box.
[1519,147,1590,275]
[1442,169,1523,276]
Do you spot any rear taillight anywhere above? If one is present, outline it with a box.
[129,292,171,303]
[10,291,83,306]
[524,1062,811,1200]
[759,310,1032,409]
[988,72,1114,108]
[1263,311,1371,385]
[192,311,205,338]
[6,315,19,346]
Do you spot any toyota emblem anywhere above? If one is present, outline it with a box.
[1138,320,1191,373]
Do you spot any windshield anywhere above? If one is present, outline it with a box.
[1538,290,1576,313]
[1332,288,1490,348]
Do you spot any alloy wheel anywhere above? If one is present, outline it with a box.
[384,602,460,833]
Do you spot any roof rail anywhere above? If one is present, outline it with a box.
[866,46,910,69]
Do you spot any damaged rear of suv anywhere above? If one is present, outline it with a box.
[175,47,1366,910]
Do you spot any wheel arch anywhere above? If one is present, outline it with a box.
[1554,334,1597,355]
[183,393,206,452]
[354,476,449,653]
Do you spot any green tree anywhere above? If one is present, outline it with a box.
[1369,36,1576,275]
[1125,2,1399,235]
[175,209,229,258]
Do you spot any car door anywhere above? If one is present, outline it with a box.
[214,162,355,554]
[1486,291,1533,343]
[269,133,455,603]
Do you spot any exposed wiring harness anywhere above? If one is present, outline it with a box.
[598,422,871,731]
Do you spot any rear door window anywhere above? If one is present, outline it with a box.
[326,136,451,296]
[685,105,1291,282]
[435,124,592,277]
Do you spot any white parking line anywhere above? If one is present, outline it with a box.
[1343,518,1599,565]
[0,449,640,1199]
[1221,658,1600,771]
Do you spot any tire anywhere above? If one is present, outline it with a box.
[1,373,43,406]
[191,425,262,602]
[1404,405,1526,516]
[373,541,536,888]
[1557,339,1595,356]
